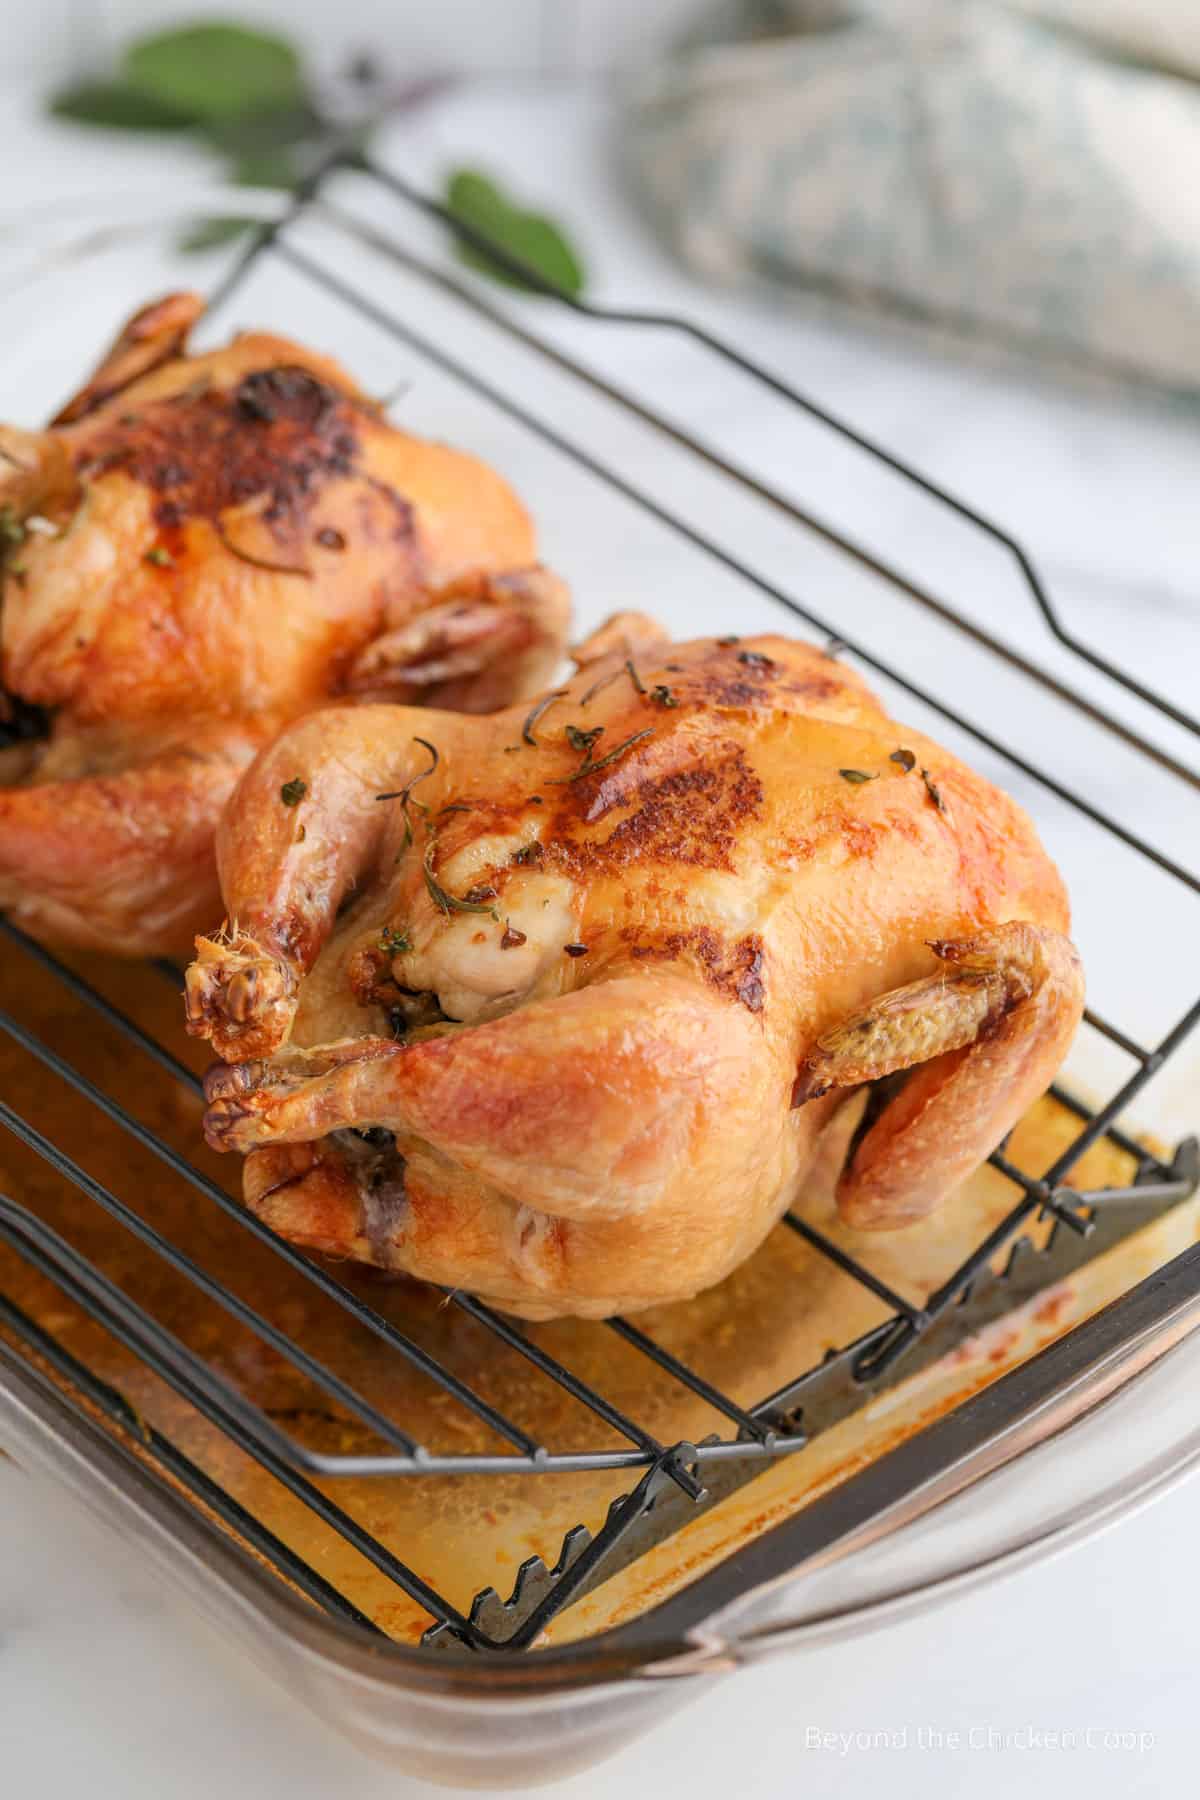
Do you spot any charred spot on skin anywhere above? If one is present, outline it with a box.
[234,368,337,430]
[552,744,764,872]
[82,362,416,567]
[564,943,589,958]
[501,925,527,949]
[316,525,345,550]
[736,943,766,1012]
[464,883,498,904]
[628,926,766,1012]
[693,643,782,708]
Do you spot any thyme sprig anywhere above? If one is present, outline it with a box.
[921,768,947,813]
[214,517,311,578]
[422,838,500,919]
[579,664,623,707]
[578,657,679,712]
[565,722,604,755]
[376,735,441,848]
[521,687,568,746]
[549,726,654,784]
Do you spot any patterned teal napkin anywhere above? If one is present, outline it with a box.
[625,2,1200,390]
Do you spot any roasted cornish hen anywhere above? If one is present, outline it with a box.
[0,293,568,956]
[185,627,1083,1318]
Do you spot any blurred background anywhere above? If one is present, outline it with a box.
[0,0,698,79]
[3,9,1200,1799]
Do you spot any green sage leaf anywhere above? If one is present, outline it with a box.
[445,168,585,298]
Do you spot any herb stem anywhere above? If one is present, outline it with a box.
[521,688,568,747]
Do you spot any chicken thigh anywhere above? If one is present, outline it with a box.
[0,293,568,955]
[185,629,1083,1318]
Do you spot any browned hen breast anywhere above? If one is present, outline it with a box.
[184,627,1084,1319]
[0,293,568,956]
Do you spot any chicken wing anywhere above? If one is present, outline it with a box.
[0,293,568,955]
[185,630,1083,1317]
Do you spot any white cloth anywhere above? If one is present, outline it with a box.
[625,1,1200,390]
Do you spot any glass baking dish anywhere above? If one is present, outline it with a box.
[1,166,1198,1785]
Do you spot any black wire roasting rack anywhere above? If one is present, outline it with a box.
[1,153,1198,1655]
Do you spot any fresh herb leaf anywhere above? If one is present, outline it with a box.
[890,748,916,772]
[445,168,585,298]
[123,24,305,123]
[564,723,604,756]
[280,777,306,806]
[839,768,876,785]
[214,518,310,576]
[50,80,194,130]
[567,727,653,781]
[230,144,301,191]
[144,545,173,567]
[206,100,323,156]
[379,926,412,955]
[422,841,500,918]
[376,736,441,848]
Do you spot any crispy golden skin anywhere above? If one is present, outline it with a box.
[185,630,1083,1318]
[0,293,569,955]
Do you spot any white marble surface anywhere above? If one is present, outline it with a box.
[2,1444,1196,1799]
[1,75,1199,1799]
